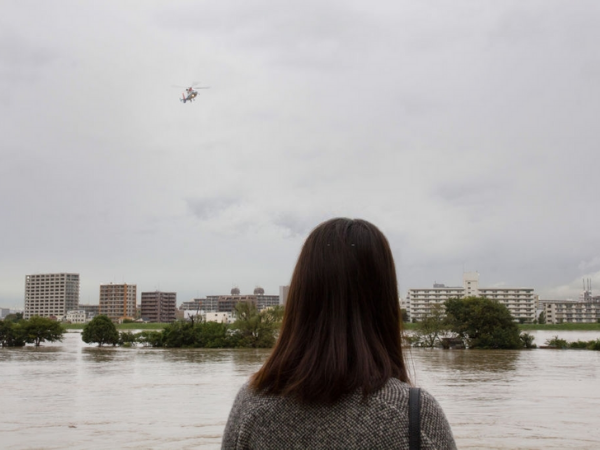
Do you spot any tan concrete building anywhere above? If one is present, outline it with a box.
[99,283,136,321]
[181,287,281,315]
[141,291,176,323]
[24,273,80,319]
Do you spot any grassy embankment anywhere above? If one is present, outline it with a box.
[519,323,600,331]
[63,323,169,331]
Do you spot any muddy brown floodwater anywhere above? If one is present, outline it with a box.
[1,330,599,449]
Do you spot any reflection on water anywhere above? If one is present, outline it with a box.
[413,348,520,373]
[82,347,121,363]
[1,331,600,449]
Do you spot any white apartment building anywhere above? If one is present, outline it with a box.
[404,284,465,323]
[65,310,87,324]
[205,312,232,323]
[24,273,80,319]
[541,299,600,324]
[405,272,537,323]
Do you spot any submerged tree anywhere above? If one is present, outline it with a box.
[0,320,26,347]
[519,332,536,348]
[82,315,119,347]
[21,316,64,347]
[230,302,279,348]
[444,296,521,349]
[415,304,451,348]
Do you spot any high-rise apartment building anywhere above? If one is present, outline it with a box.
[141,291,176,323]
[99,283,136,321]
[405,272,537,323]
[24,273,80,319]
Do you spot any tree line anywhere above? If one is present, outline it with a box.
[544,335,600,350]
[6,297,596,352]
[82,303,284,348]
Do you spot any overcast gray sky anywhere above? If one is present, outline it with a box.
[2,0,599,308]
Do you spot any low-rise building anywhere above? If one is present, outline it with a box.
[79,303,100,319]
[65,310,87,324]
[205,312,232,323]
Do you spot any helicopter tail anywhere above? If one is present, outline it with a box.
[180,94,186,103]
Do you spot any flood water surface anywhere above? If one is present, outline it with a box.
[1,331,599,449]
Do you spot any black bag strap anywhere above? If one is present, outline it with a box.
[409,387,421,450]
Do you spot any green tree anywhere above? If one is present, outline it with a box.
[415,304,451,347]
[195,321,234,348]
[401,309,409,323]
[21,316,64,347]
[545,335,568,349]
[82,315,119,347]
[136,330,164,347]
[444,296,522,349]
[162,320,197,347]
[3,312,23,323]
[538,311,546,325]
[520,332,536,348]
[118,331,138,347]
[230,302,278,348]
[0,320,26,347]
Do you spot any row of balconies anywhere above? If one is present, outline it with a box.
[554,308,599,313]
[557,314,599,318]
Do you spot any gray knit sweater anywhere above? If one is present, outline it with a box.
[221,378,457,449]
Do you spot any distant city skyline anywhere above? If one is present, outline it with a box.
[2,269,595,311]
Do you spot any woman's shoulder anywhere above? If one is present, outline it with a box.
[223,379,456,450]
[376,378,441,402]
[374,379,456,449]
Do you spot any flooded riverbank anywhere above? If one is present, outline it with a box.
[1,331,599,449]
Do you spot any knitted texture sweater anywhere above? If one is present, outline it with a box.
[222,378,457,449]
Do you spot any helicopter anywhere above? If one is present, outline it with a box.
[174,83,210,103]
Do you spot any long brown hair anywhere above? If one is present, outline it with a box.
[251,218,409,404]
